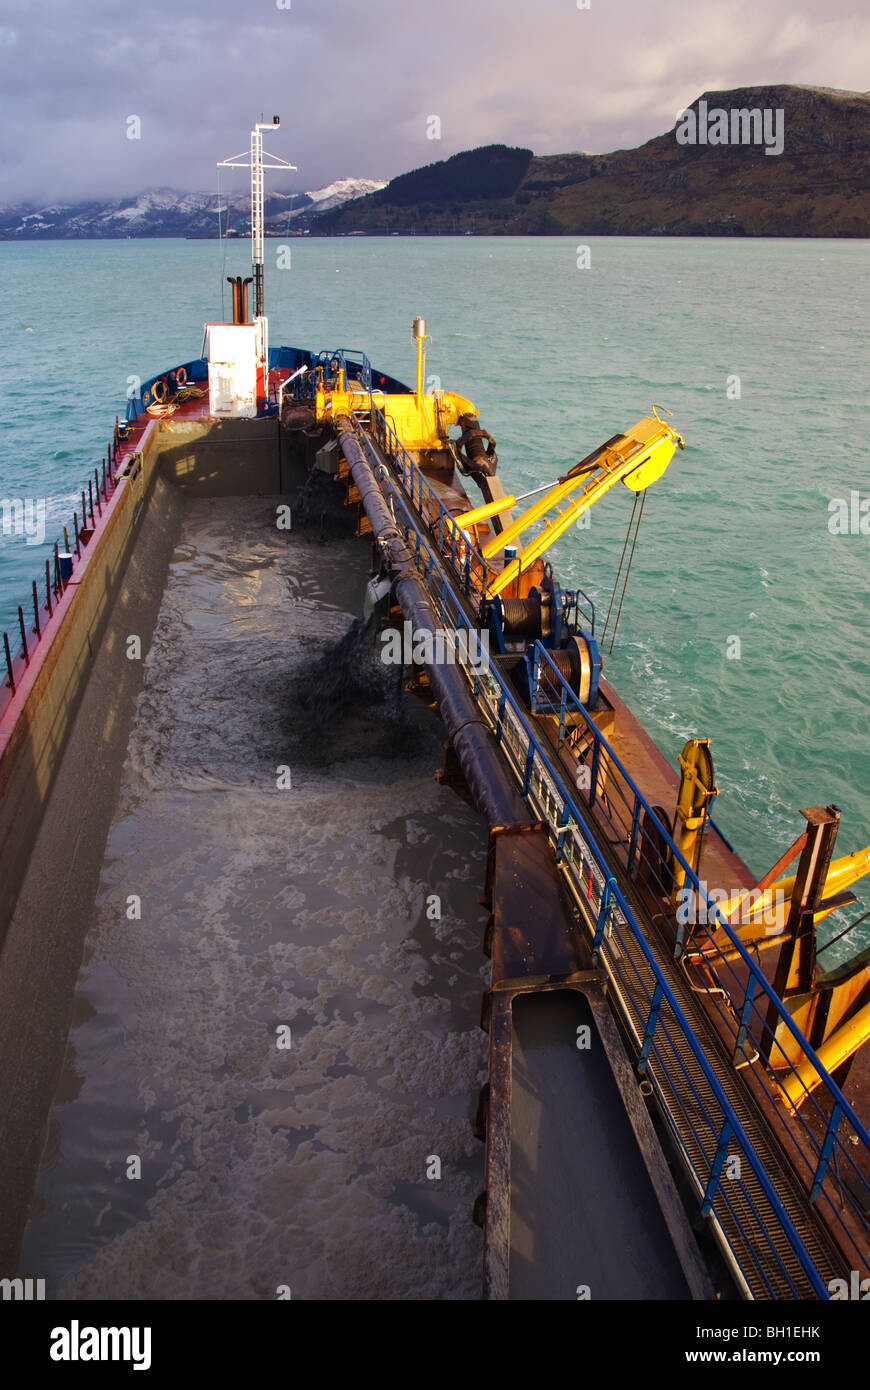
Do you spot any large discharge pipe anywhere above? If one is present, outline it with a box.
[334,417,529,830]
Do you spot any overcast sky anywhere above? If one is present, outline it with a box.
[0,0,867,203]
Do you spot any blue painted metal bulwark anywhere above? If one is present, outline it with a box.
[125,347,412,422]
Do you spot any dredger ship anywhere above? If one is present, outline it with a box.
[1,120,869,1302]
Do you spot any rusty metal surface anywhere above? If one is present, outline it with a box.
[479,825,711,1300]
[488,826,589,983]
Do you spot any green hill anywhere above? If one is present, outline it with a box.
[311,86,870,237]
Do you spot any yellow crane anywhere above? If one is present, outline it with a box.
[444,409,685,599]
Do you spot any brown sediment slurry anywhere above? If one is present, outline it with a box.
[2,415,489,1296]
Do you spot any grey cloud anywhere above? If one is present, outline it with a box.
[0,0,867,203]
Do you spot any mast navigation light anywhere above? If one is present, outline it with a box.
[217,118,296,320]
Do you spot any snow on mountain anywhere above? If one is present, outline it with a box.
[303,178,386,209]
[0,179,387,238]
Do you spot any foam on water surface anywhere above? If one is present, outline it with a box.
[22,496,488,1299]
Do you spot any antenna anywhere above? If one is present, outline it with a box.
[218,117,295,319]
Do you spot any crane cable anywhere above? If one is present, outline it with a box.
[601,489,648,653]
[601,493,638,642]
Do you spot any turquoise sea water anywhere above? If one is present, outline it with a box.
[1,236,868,945]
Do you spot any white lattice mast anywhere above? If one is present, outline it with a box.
[218,117,297,319]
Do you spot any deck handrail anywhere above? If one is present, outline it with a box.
[531,640,870,1273]
[368,403,491,601]
[1,446,125,716]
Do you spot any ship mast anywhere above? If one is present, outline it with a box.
[218,117,297,319]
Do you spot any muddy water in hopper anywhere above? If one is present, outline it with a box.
[20,494,489,1299]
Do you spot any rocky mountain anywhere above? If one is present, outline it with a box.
[3,86,868,240]
[0,178,387,239]
[313,86,870,237]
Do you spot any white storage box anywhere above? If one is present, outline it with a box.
[205,323,259,418]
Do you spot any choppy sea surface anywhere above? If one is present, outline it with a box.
[2,236,869,1296]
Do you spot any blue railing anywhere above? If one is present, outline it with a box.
[573,584,597,635]
[279,349,402,408]
[366,406,492,602]
[355,410,870,1297]
[532,638,870,1283]
[315,348,373,393]
[1,448,124,713]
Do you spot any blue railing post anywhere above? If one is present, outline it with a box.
[593,876,617,951]
[589,737,601,807]
[637,982,665,1072]
[701,1120,734,1215]
[531,644,542,713]
[3,631,14,694]
[555,803,570,864]
[810,1103,843,1203]
[558,682,567,745]
[522,739,535,798]
[627,797,641,873]
[733,984,756,1066]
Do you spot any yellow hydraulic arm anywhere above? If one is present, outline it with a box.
[721,845,870,942]
[469,411,684,599]
[779,998,870,1110]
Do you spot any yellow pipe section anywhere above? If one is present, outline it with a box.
[416,337,424,410]
[449,496,517,530]
[413,315,427,414]
[438,495,521,555]
[779,999,870,1109]
[723,845,870,937]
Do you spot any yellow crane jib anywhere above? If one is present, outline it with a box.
[480,413,685,600]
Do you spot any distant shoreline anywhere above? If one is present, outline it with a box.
[2,231,869,242]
